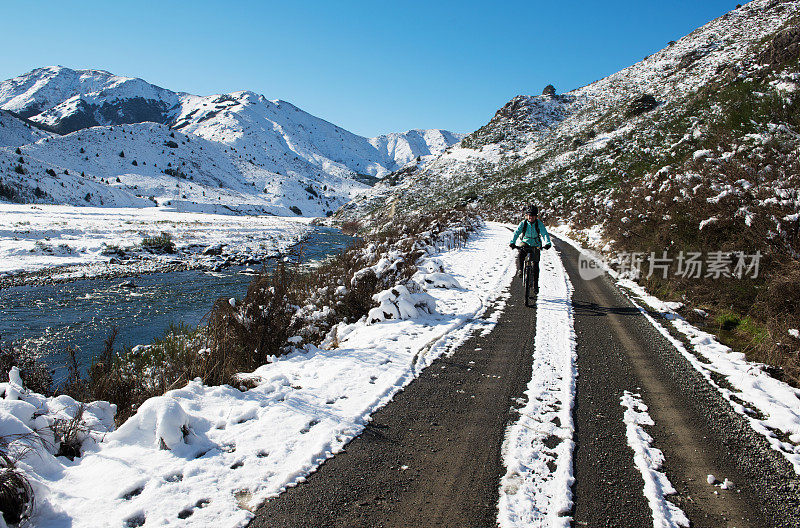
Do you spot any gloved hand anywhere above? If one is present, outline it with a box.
[544,243,552,250]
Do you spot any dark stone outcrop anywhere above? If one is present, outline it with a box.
[678,49,709,70]
[32,97,174,135]
[626,94,659,117]
[542,84,556,97]
[758,26,800,66]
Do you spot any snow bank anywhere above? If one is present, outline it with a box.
[0,368,116,525]
[366,284,436,324]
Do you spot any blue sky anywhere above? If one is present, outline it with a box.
[1,0,740,137]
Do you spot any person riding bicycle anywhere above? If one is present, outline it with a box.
[509,205,552,291]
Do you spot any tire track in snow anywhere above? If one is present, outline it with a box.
[497,244,577,528]
[621,391,690,528]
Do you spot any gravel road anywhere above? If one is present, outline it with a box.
[249,237,800,528]
[250,284,536,528]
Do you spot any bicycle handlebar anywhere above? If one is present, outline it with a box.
[511,244,548,250]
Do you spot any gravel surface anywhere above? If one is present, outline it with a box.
[250,287,535,528]
[558,239,799,528]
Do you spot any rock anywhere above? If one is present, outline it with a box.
[542,84,556,97]
[758,27,800,66]
[203,243,226,256]
[678,49,709,70]
[626,94,659,117]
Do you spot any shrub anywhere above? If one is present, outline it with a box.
[13,165,25,175]
[0,182,19,202]
[163,167,187,179]
[203,263,295,384]
[141,231,176,254]
[289,205,302,215]
[0,459,34,526]
[626,94,659,117]
[46,168,56,177]
[0,339,53,395]
[341,220,361,236]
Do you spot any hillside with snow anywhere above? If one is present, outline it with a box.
[343,0,800,384]
[354,0,796,214]
[0,67,462,215]
[0,110,52,148]
[0,121,369,216]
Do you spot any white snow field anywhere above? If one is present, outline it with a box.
[621,391,690,528]
[498,243,577,528]
[0,203,312,277]
[0,222,515,528]
[553,228,800,475]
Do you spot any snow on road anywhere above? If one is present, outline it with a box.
[498,244,577,528]
[621,391,690,528]
[553,228,800,475]
[3,221,515,528]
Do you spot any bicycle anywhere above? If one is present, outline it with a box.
[513,244,541,307]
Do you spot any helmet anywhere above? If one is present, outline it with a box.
[526,205,538,217]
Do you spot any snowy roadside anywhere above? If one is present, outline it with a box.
[0,203,312,281]
[498,242,577,528]
[551,226,800,475]
[0,221,515,528]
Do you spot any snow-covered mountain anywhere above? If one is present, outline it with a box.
[0,66,462,214]
[0,66,462,182]
[357,0,800,226]
[0,67,183,135]
[0,121,371,216]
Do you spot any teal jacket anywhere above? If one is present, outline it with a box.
[510,219,551,248]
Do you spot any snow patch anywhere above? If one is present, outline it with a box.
[621,391,690,528]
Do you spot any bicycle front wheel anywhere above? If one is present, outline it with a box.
[524,262,531,305]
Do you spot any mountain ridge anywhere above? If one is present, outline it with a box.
[0,66,463,176]
[0,66,462,215]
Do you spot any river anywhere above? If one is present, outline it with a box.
[0,226,353,384]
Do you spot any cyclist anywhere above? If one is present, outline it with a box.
[509,205,552,292]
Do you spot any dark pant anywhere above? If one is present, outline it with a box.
[517,245,540,286]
